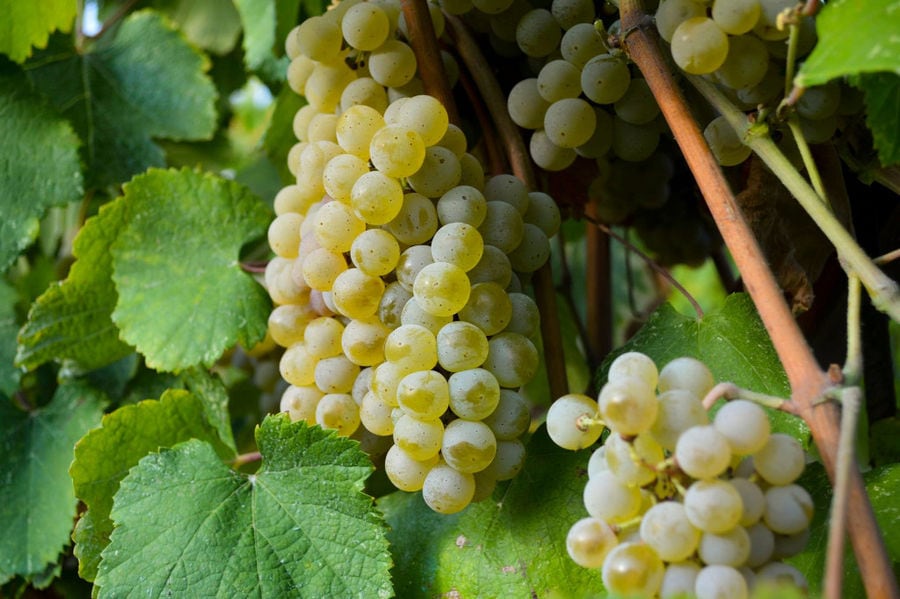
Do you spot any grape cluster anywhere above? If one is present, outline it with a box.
[269,0,561,514]
[547,352,811,598]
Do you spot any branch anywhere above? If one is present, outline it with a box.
[400,0,459,125]
[616,4,899,598]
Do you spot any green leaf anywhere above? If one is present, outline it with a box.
[0,66,83,272]
[0,383,106,584]
[796,0,900,88]
[381,428,604,598]
[0,0,76,62]
[17,196,132,372]
[596,293,809,445]
[855,72,900,166]
[264,85,306,184]
[157,0,243,55]
[233,0,295,78]
[788,462,900,597]
[110,168,271,371]
[180,366,237,452]
[27,11,217,187]
[95,416,393,598]
[0,279,20,396]
[70,388,235,581]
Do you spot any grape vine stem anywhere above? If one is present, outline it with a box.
[399,0,459,124]
[617,4,898,597]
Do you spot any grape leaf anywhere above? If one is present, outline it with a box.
[17,196,132,372]
[795,0,900,88]
[0,0,76,62]
[156,0,243,55]
[788,462,900,598]
[110,167,271,372]
[94,416,393,598]
[380,428,604,598]
[0,66,83,272]
[70,389,235,581]
[27,11,217,188]
[264,85,306,184]
[233,0,295,78]
[854,72,900,166]
[0,383,106,584]
[0,280,19,396]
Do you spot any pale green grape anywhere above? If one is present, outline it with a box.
[612,118,659,162]
[551,0,595,29]
[440,0,474,15]
[342,2,390,51]
[614,78,660,125]
[716,35,769,90]
[483,332,538,388]
[489,0,531,41]
[712,0,760,34]
[395,245,435,292]
[658,356,715,398]
[655,0,707,42]
[482,389,529,440]
[478,201,524,254]
[303,316,345,359]
[763,484,813,534]
[397,370,451,420]
[608,351,658,389]
[698,525,751,566]
[268,303,316,347]
[473,0,514,14]
[581,54,631,104]
[684,479,744,533]
[504,292,539,337]
[538,59,583,102]
[413,261,471,317]
[369,39,417,87]
[796,82,841,120]
[323,153,370,204]
[384,324,438,371]
[671,17,730,75]
[675,424,732,479]
[507,78,551,130]
[736,63,782,105]
[753,0,794,40]
[523,191,561,237]
[379,281,412,329]
[694,565,748,599]
[408,146,462,198]
[331,268,385,319]
[305,62,356,112]
[441,419,497,473]
[422,461,475,514]
[384,192,439,245]
[640,501,701,562]
[393,413,444,460]
[350,170,404,225]
[604,432,664,487]
[799,114,838,144]
[437,185,488,227]
[280,342,318,386]
[314,200,366,254]
[274,183,318,216]
[301,247,347,292]
[529,129,577,171]
[314,354,360,394]
[747,523,776,567]
[315,393,360,436]
[280,385,324,424]
[459,152,486,189]
[437,123,468,156]
[601,542,665,597]
[546,393,602,450]
[350,228,401,277]
[340,77,389,113]
[484,174,529,214]
[268,212,303,259]
[753,433,805,485]
[385,444,438,491]
[755,562,808,590]
[458,282,512,335]
[448,368,501,420]
[731,477,766,526]
[342,317,390,366]
[516,9,562,57]
[660,562,701,599]
[507,223,551,273]
[400,296,453,334]
[575,106,615,159]
[307,113,338,144]
[284,25,304,60]
[544,97,597,148]
[371,360,413,405]
[394,94,450,146]
[336,104,386,160]
[713,399,770,455]
[468,245,513,288]
[293,104,317,142]
[483,438,526,480]
[652,389,709,451]
[360,390,395,436]
[599,375,659,436]
[704,115,752,167]
[436,321,490,372]
[431,222,485,271]
[566,517,618,568]
[265,256,308,305]
[294,15,342,62]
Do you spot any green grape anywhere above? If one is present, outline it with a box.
[371,360,412,405]
[484,438,526,480]
[305,61,357,112]
[684,479,744,533]
[350,170,404,225]
[268,212,303,259]
[544,97,597,148]
[394,94,450,146]
[712,0,761,34]
[675,424,733,479]
[299,141,342,195]
[694,565,748,599]
[504,292,539,337]
[516,9,562,57]
[303,316,345,359]
[560,23,605,68]
[537,59,583,102]
[796,81,841,120]
[489,0,532,42]
[440,0,474,15]
[483,389,529,440]
[369,39,418,87]
[442,419,497,473]
[581,54,631,104]
[436,321,490,372]
[716,35,769,90]
[268,304,316,347]
[314,354,360,394]
[431,222,485,271]
[640,501,701,562]
[294,15,343,62]
[437,123,468,156]
[378,281,413,329]
[508,78,551,130]
[670,17,730,75]
[408,146,462,198]
[279,342,317,387]
[798,114,837,144]
[393,413,444,460]
[413,261,471,317]
[437,185,488,227]
[736,62,782,105]
[395,245,435,292]
[350,228,400,277]
[584,470,642,522]
[608,351,658,388]
[384,324,438,371]
[659,356,715,398]
[655,0,707,42]
[384,192,439,245]
[397,370,451,420]
[341,317,390,366]
[422,461,475,514]
[360,390,395,436]
[713,399,771,455]
[551,0,595,30]
[478,201,525,254]
[274,183,318,216]
[306,113,338,143]
[575,106,614,159]
[340,77,390,113]
[459,152,486,189]
[484,174,529,214]
[385,444,438,491]
[315,393,360,436]
[265,256,305,305]
[601,543,665,597]
[313,201,366,254]
[613,78,660,125]
[652,389,709,451]
[753,0,794,40]
[401,296,453,334]
[598,375,658,436]
[698,526,751,566]
[507,223,551,273]
[523,191,561,237]
[331,268,385,319]
[342,2,390,51]
[473,0,514,15]
[467,244,513,288]
[530,129,578,171]
[448,368,501,420]
[753,433,805,485]
[301,247,347,292]
[323,153,370,204]
[483,332,539,388]
[336,104,386,160]
[280,385,324,424]
[458,282,512,335]
[292,104,317,142]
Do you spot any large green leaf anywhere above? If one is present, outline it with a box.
[157,0,243,55]
[0,0,76,62]
[0,383,106,584]
[854,72,900,166]
[0,280,19,396]
[110,168,270,371]
[94,416,393,598]
[380,428,604,598]
[0,66,83,272]
[70,389,235,581]
[17,196,132,372]
[596,293,809,444]
[796,0,900,88]
[233,0,296,77]
[27,11,217,187]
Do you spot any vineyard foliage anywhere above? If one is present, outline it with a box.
[0,0,898,597]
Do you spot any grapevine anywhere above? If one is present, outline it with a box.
[0,0,898,598]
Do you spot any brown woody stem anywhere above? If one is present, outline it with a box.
[400,0,459,124]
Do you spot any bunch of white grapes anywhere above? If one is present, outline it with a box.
[268,0,562,514]
[546,352,812,598]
